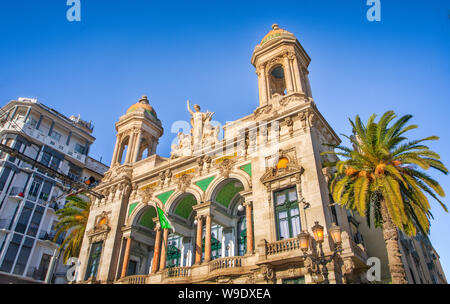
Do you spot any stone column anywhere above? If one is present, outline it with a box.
[292,56,303,94]
[120,237,132,278]
[244,201,254,254]
[132,130,143,162]
[258,63,268,106]
[204,215,212,263]
[283,54,294,94]
[111,134,122,166]
[151,137,158,155]
[125,131,136,164]
[305,70,312,97]
[151,228,162,273]
[195,216,203,265]
[159,228,169,271]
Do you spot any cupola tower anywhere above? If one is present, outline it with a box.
[110,95,163,166]
[251,24,313,108]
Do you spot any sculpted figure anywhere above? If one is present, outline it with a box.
[187,100,214,149]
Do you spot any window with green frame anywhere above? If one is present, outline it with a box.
[166,234,182,268]
[202,224,222,260]
[237,212,247,256]
[84,242,103,280]
[274,187,301,240]
[282,276,305,284]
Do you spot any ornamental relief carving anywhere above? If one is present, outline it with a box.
[304,256,320,275]
[253,104,273,118]
[87,211,111,243]
[341,258,355,275]
[131,183,139,198]
[260,148,304,185]
[215,276,234,284]
[284,116,294,136]
[139,185,156,204]
[260,264,275,283]
[175,173,194,192]
[216,158,236,179]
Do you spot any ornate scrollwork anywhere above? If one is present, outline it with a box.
[139,186,155,204]
[197,156,204,175]
[204,156,212,172]
[285,116,294,136]
[253,105,273,118]
[175,173,193,192]
[260,264,275,283]
[87,211,111,243]
[216,158,236,179]
[245,274,256,284]
[304,256,319,274]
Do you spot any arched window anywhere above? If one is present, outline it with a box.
[268,65,286,97]
[118,136,130,165]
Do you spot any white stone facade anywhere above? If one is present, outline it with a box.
[76,25,446,284]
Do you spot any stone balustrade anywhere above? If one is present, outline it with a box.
[209,256,242,272]
[265,238,300,255]
[119,275,148,284]
[164,266,191,278]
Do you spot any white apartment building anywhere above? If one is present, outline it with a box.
[0,97,108,284]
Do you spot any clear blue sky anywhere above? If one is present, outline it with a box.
[1,1,449,278]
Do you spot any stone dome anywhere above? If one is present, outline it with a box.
[126,95,157,118]
[260,24,295,45]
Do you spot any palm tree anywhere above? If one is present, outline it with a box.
[323,111,448,284]
[53,193,91,263]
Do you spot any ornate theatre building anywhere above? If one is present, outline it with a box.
[75,25,447,284]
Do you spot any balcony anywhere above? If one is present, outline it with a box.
[26,267,47,281]
[116,255,250,284]
[257,237,304,266]
[1,120,86,164]
[0,219,12,230]
[8,187,25,201]
[46,201,61,213]
[117,275,148,284]
[266,238,300,255]
[209,256,242,272]
[20,162,34,173]
[38,230,64,245]
[164,266,191,278]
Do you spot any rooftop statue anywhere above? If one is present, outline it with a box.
[170,100,220,159]
[187,100,215,149]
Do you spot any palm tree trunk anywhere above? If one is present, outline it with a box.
[380,201,408,284]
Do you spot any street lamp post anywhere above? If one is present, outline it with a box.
[298,221,343,284]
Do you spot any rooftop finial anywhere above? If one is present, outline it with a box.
[140,95,149,104]
[272,24,279,30]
